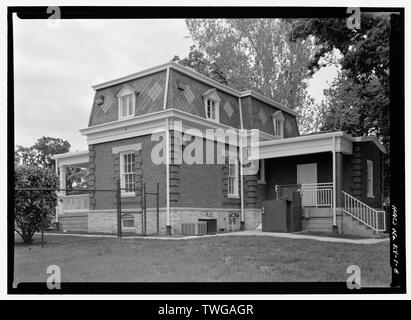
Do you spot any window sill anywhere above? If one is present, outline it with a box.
[121,193,136,198]
[257,180,266,185]
[205,117,220,123]
[227,195,240,199]
[119,114,134,121]
[367,195,375,199]
[122,227,135,231]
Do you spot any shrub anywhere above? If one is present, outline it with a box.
[14,165,59,244]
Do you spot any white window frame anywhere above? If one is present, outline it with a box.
[202,88,221,123]
[205,98,220,122]
[272,111,285,138]
[204,98,220,122]
[367,159,374,198]
[117,85,135,120]
[120,151,136,197]
[228,157,239,198]
[257,159,266,184]
[122,215,135,230]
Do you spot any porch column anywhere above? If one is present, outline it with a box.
[332,137,337,232]
[56,164,66,224]
[60,165,67,196]
[335,152,344,207]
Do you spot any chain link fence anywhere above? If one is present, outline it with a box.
[14,181,161,244]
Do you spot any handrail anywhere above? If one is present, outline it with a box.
[63,194,89,198]
[342,191,380,212]
[342,191,386,233]
[301,182,333,207]
[301,182,333,186]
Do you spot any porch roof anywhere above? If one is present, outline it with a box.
[248,131,385,160]
[52,150,89,168]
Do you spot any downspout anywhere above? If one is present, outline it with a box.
[163,67,171,234]
[165,118,171,234]
[238,97,245,230]
[163,66,170,110]
[55,159,59,224]
[332,136,337,232]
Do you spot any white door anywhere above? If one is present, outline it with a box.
[297,163,317,206]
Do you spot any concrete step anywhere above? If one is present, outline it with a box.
[342,212,380,238]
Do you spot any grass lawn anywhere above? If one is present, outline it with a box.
[14,234,390,286]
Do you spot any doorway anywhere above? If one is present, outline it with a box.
[297,163,317,207]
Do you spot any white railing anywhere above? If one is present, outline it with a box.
[342,191,386,233]
[300,183,333,207]
[62,194,90,212]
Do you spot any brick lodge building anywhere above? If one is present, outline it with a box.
[52,62,387,237]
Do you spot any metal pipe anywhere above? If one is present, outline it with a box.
[332,136,337,229]
[165,118,171,234]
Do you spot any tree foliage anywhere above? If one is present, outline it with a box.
[33,136,71,169]
[15,137,88,190]
[172,45,229,85]
[184,19,317,116]
[15,136,71,169]
[14,165,59,244]
[290,14,391,194]
[290,14,390,140]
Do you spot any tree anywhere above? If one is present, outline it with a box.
[290,14,390,140]
[172,45,228,85]
[15,136,70,170]
[14,165,59,244]
[185,19,316,111]
[290,14,391,195]
[14,145,37,167]
[15,137,88,191]
[33,136,71,169]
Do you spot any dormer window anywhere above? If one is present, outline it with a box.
[116,85,136,120]
[206,99,217,120]
[202,88,221,123]
[272,111,285,138]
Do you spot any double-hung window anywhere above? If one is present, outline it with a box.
[117,85,135,120]
[206,99,217,121]
[273,119,282,136]
[228,158,239,198]
[120,94,134,118]
[120,152,135,196]
[272,111,285,138]
[203,88,221,123]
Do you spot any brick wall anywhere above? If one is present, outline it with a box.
[349,141,383,208]
[169,135,241,209]
[90,135,167,210]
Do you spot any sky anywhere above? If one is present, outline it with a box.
[13,17,338,152]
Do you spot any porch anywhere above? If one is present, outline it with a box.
[52,151,90,220]
[248,131,386,235]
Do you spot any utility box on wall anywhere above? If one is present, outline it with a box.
[262,192,302,232]
[198,219,217,234]
[181,222,207,236]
